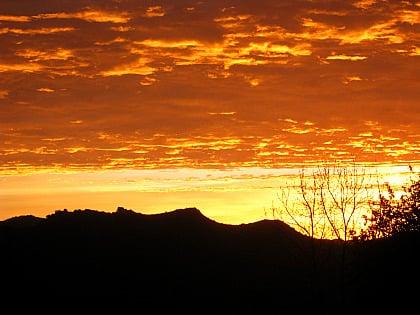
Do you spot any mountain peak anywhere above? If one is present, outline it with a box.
[157,207,212,223]
[115,206,137,215]
[166,207,203,216]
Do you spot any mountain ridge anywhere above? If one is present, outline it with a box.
[0,206,419,311]
[1,206,303,238]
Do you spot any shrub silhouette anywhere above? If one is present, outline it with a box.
[359,173,420,240]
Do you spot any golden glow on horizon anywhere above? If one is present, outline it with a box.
[0,0,418,226]
[0,165,416,226]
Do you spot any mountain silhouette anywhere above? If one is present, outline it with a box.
[1,207,419,312]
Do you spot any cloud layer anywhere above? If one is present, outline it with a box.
[0,0,419,172]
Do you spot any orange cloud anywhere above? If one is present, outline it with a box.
[0,27,75,35]
[100,57,156,76]
[137,39,201,48]
[408,47,420,56]
[0,15,31,22]
[130,37,311,71]
[214,14,252,29]
[110,26,133,32]
[16,48,74,61]
[326,55,367,61]
[139,77,157,86]
[144,6,166,18]
[0,63,43,72]
[353,0,376,10]
[306,9,347,16]
[0,90,9,99]
[240,42,312,57]
[0,0,418,173]
[208,112,236,116]
[397,10,420,25]
[340,20,405,44]
[277,16,407,45]
[34,10,130,23]
[37,88,55,93]
[343,76,363,84]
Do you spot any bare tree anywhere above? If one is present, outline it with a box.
[271,163,374,306]
[271,164,418,307]
[272,163,372,240]
[273,170,327,239]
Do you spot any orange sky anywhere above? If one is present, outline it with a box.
[0,0,419,222]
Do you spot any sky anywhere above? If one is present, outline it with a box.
[0,0,419,223]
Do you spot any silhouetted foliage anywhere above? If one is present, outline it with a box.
[359,174,420,240]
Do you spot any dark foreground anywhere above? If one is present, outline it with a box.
[1,208,419,312]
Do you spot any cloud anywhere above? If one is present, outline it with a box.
[306,9,347,17]
[408,47,420,56]
[208,112,236,116]
[0,15,31,22]
[353,0,376,10]
[0,0,418,171]
[33,10,130,23]
[144,6,166,18]
[130,38,311,71]
[397,10,420,25]
[16,48,74,61]
[291,17,407,45]
[37,88,55,93]
[0,63,43,72]
[343,76,363,84]
[0,27,76,35]
[0,90,9,99]
[137,39,201,48]
[139,77,157,86]
[326,55,368,61]
[100,58,156,76]
[110,26,133,32]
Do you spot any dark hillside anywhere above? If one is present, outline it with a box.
[0,208,418,312]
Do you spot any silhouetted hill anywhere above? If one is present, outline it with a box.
[1,208,419,312]
[0,214,43,228]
